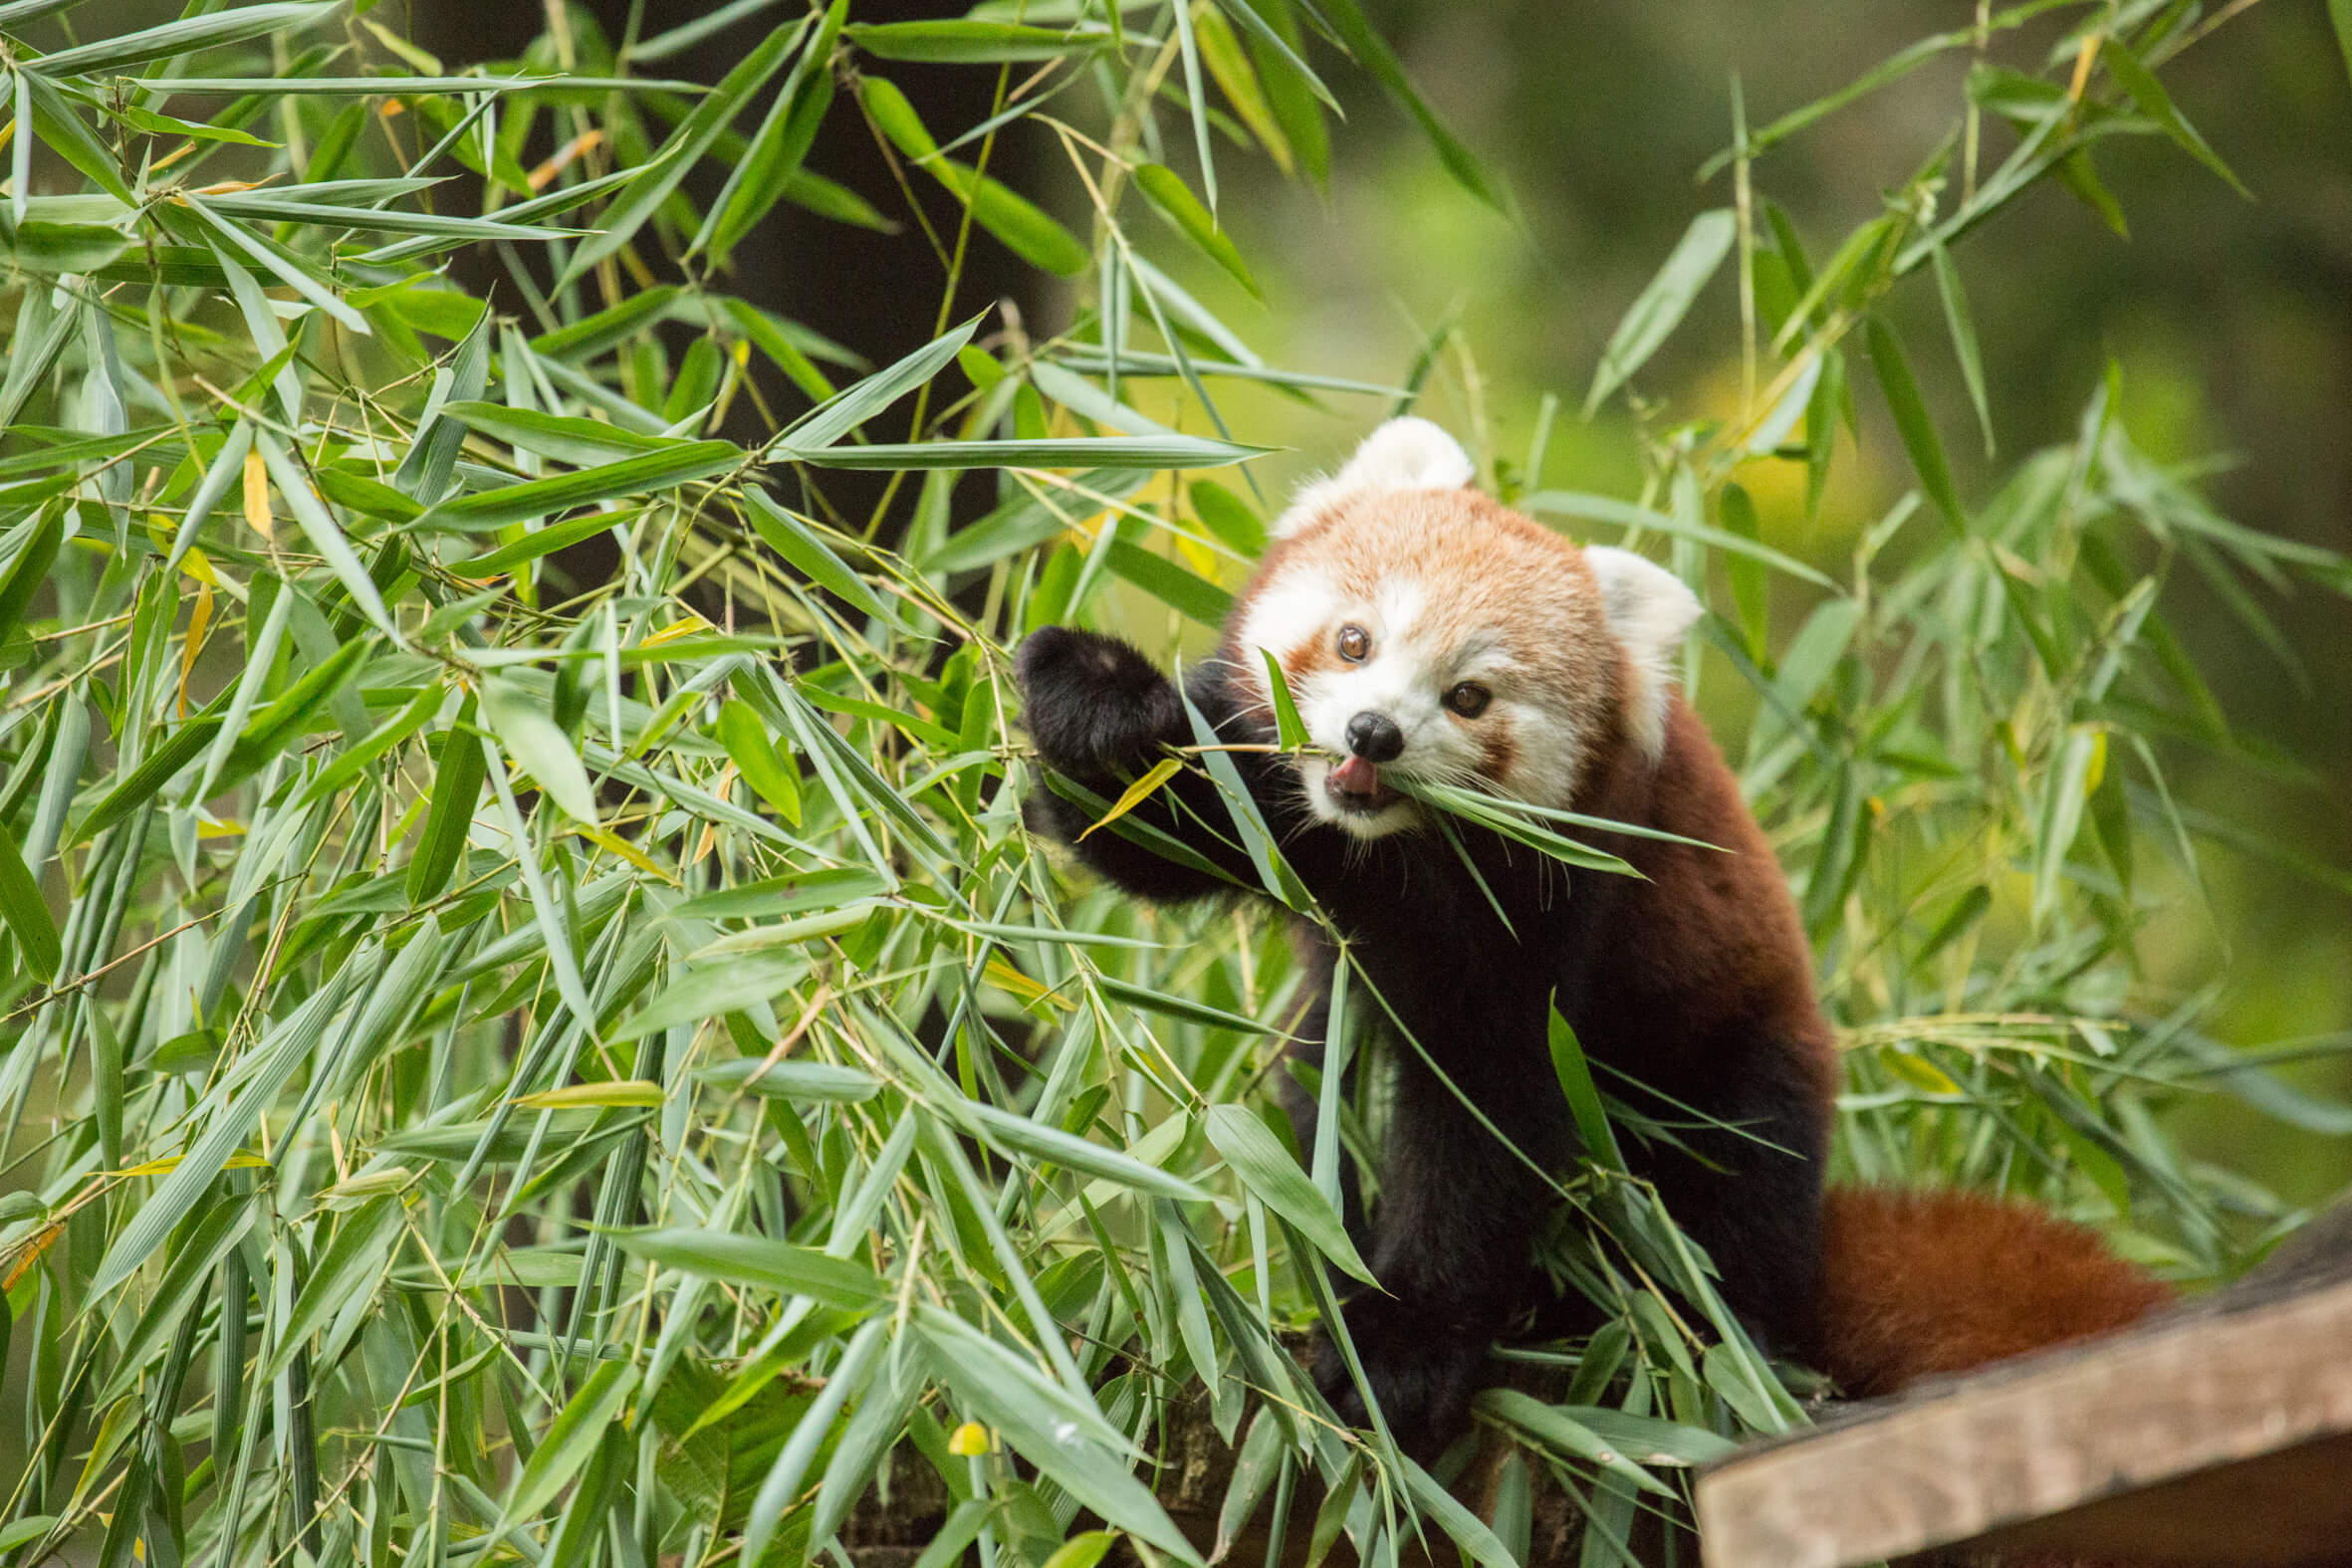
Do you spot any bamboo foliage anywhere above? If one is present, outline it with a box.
[0,2,2346,1566]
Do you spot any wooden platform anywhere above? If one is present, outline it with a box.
[1695,1209,2352,1568]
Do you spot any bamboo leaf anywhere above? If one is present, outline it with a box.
[1203,1104,1374,1284]
[481,675,599,823]
[557,19,805,288]
[612,1229,887,1309]
[0,821,61,982]
[1864,315,1967,535]
[1585,209,1736,415]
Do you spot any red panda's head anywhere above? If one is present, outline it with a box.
[1228,418,1703,840]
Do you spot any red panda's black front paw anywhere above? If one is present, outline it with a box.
[1312,1294,1493,1456]
[1013,626,1187,783]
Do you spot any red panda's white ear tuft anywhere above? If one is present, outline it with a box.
[1272,416,1474,539]
[1585,546,1702,760]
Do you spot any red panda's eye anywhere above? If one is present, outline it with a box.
[1446,682,1492,719]
[1336,625,1370,662]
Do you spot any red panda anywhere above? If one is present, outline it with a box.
[1015,418,2165,1448]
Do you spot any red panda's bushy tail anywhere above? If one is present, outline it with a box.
[1817,1187,2173,1399]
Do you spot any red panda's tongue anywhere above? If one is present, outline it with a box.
[1328,755,1382,797]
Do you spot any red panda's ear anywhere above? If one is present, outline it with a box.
[1585,546,1702,760]
[1272,417,1474,539]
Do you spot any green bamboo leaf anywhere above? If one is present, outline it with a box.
[698,0,844,265]
[196,193,580,242]
[0,821,61,982]
[1129,163,1261,298]
[925,468,1150,573]
[960,1099,1210,1201]
[184,198,367,334]
[613,1228,887,1309]
[526,287,683,362]
[846,19,1113,62]
[95,1196,255,1406]
[1093,975,1275,1036]
[89,971,361,1301]
[558,19,804,288]
[1546,1006,1623,1172]
[743,490,896,626]
[715,696,803,825]
[18,70,129,202]
[267,1197,406,1378]
[2332,0,2352,91]
[481,676,597,823]
[32,2,329,75]
[256,432,398,641]
[735,1318,889,1566]
[73,703,229,846]
[1864,315,1966,535]
[1928,240,1995,459]
[2102,41,2249,199]
[856,77,1090,276]
[912,1306,1200,1563]
[666,866,888,923]
[1398,1452,1523,1568]
[214,638,367,788]
[2,219,128,274]
[453,509,629,575]
[406,694,486,905]
[1472,1390,1672,1496]
[498,1361,640,1532]
[1315,0,1509,213]
[441,402,676,467]
[1520,491,1833,587]
[413,442,743,533]
[694,1058,878,1101]
[787,435,1266,471]
[607,952,811,1039]
[1203,1104,1375,1284]
[1170,0,1218,212]
[1585,209,1737,415]
[773,313,983,453]
[0,501,63,647]
[1102,537,1233,624]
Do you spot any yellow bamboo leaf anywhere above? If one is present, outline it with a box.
[513,1080,665,1110]
[1880,1045,1963,1096]
[574,824,679,884]
[175,545,223,590]
[1076,757,1183,842]
[639,614,714,649]
[983,958,1072,1011]
[242,448,273,540]
[179,583,214,715]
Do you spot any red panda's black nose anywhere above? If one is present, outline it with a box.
[1344,712,1404,764]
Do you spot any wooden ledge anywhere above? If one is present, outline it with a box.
[1694,1222,2352,1568]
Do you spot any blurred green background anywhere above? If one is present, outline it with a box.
[1170,0,2352,1208]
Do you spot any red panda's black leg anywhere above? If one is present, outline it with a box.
[1014,626,1257,903]
[1629,1039,1829,1364]
[1312,1039,1565,1453]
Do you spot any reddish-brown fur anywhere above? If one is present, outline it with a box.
[1577,697,1843,1123]
[1819,1187,2173,1398]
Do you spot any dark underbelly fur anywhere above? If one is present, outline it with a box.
[1015,626,1826,1454]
